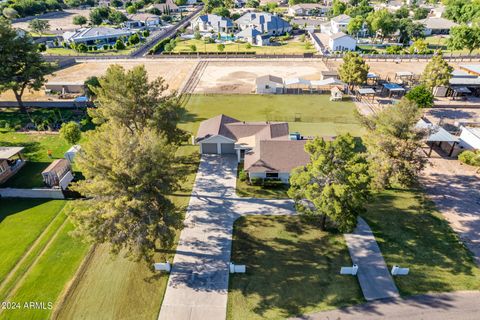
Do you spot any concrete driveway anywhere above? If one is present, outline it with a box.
[158,155,295,320]
[421,153,480,265]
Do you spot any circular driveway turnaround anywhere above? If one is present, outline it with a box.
[158,155,296,320]
[290,291,480,320]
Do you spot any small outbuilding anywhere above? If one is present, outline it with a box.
[255,75,284,94]
[356,87,376,102]
[382,83,405,97]
[64,145,81,163]
[330,86,343,101]
[416,118,459,157]
[41,159,74,189]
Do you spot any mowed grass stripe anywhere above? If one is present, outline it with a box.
[0,199,66,283]
[0,205,68,301]
[0,221,90,320]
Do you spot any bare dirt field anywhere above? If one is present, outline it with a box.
[12,9,92,34]
[0,59,196,101]
[194,60,329,94]
[425,107,480,125]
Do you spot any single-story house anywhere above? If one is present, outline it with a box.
[329,14,350,33]
[235,12,292,37]
[288,3,330,17]
[45,82,85,94]
[63,27,133,45]
[124,13,161,29]
[191,14,234,33]
[146,0,179,13]
[195,114,315,183]
[328,32,356,51]
[0,147,25,185]
[255,75,284,94]
[416,17,458,36]
[41,159,74,189]
[459,125,480,150]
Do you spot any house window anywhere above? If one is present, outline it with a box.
[266,172,278,178]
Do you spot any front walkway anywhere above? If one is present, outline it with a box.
[421,153,480,266]
[344,218,399,301]
[158,155,295,320]
[291,291,480,320]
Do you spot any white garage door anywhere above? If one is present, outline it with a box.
[221,143,235,154]
[202,143,217,154]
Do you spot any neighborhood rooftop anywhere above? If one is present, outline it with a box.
[0,147,24,160]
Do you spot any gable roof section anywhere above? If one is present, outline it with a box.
[256,74,284,85]
[331,14,351,23]
[416,17,458,29]
[0,147,24,160]
[244,140,310,172]
[330,31,353,40]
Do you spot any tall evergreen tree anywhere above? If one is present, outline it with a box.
[338,52,369,91]
[421,51,453,90]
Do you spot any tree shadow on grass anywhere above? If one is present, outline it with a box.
[0,198,50,224]
[229,216,364,319]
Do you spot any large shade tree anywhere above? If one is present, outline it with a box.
[288,134,371,232]
[357,98,427,190]
[338,52,369,90]
[420,51,453,90]
[0,18,54,113]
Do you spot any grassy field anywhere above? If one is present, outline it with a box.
[0,199,65,284]
[181,95,364,138]
[172,38,316,54]
[2,220,90,320]
[227,216,364,319]
[363,189,480,296]
[424,35,480,55]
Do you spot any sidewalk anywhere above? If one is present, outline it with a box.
[344,217,400,301]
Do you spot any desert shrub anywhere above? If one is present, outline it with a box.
[238,169,248,181]
[250,177,264,186]
[459,150,480,166]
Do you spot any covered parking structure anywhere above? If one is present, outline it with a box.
[284,78,311,94]
[382,83,405,98]
[356,87,375,102]
[416,118,459,157]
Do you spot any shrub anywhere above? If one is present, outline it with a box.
[103,44,109,50]
[75,43,88,52]
[14,124,22,131]
[458,150,480,167]
[246,42,252,49]
[194,31,201,40]
[250,177,263,186]
[114,39,125,50]
[129,33,140,45]
[263,178,284,188]
[0,120,7,128]
[405,85,434,108]
[38,43,47,52]
[238,169,248,182]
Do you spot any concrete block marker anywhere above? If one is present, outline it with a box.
[154,262,171,273]
[391,265,409,276]
[340,264,358,275]
[229,263,246,274]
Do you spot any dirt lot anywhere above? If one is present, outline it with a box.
[194,60,328,94]
[12,9,92,34]
[0,59,196,101]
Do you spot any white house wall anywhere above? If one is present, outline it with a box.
[459,127,480,150]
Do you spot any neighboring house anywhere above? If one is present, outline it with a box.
[191,14,234,33]
[195,114,314,183]
[291,18,326,32]
[0,147,25,185]
[255,75,284,94]
[235,12,292,37]
[328,32,356,51]
[62,27,132,45]
[124,13,161,29]
[41,159,74,189]
[330,14,350,33]
[235,27,269,45]
[459,125,480,150]
[288,3,330,17]
[416,17,458,35]
[146,0,179,13]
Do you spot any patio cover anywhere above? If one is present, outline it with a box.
[367,72,379,78]
[452,86,472,94]
[383,83,405,92]
[310,78,345,86]
[357,88,375,95]
[0,147,24,160]
[416,119,459,143]
[284,78,311,86]
[395,71,413,77]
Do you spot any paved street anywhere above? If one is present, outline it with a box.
[292,291,480,320]
[421,152,480,265]
[344,218,399,301]
[158,155,295,320]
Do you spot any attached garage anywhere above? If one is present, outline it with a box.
[220,143,235,154]
[201,143,218,154]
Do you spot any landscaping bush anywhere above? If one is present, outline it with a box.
[114,39,125,50]
[75,43,88,53]
[458,150,480,167]
[38,43,47,52]
[149,37,171,54]
[405,85,434,108]
[250,177,264,186]
[263,178,284,188]
[239,169,248,182]
[0,120,7,129]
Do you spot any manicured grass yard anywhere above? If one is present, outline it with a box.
[0,199,65,284]
[181,95,364,138]
[0,130,69,188]
[363,189,480,296]
[227,216,364,319]
[173,38,316,55]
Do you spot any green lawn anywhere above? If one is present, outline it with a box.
[227,216,364,319]
[1,220,90,320]
[424,35,480,55]
[0,199,66,284]
[363,189,480,296]
[181,95,364,138]
[0,130,70,188]
[236,164,289,199]
[173,38,316,54]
